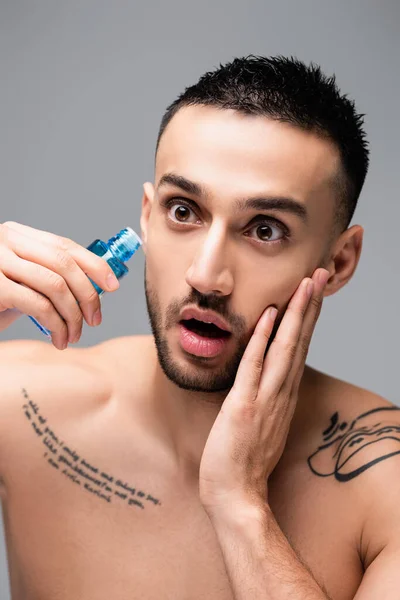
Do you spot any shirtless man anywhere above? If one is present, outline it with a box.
[0,55,398,600]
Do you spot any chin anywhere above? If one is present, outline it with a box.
[154,329,245,394]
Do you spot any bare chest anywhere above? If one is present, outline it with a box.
[2,457,364,600]
[1,383,364,600]
[2,470,233,600]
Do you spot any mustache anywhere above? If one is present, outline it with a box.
[189,290,284,333]
[166,289,284,343]
[191,290,231,314]
[166,289,245,334]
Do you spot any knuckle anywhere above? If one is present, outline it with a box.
[312,303,322,323]
[36,294,54,317]
[237,401,257,422]
[287,304,307,321]
[310,296,322,311]
[1,221,17,229]
[0,242,7,259]
[84,285,99,305]
[69,309,83,327]
[252,356,265,373]
[0,225,11,244]
[280,340,297,360]
[299,337,309,360]
[242,354,263,375]
[54,248,74,271]
[54,235,71,252]
[261,328,272,343]
[47,271,68,294]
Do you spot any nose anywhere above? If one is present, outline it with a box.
[185,222,234,296]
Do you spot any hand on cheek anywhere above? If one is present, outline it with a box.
[200,267,330,515]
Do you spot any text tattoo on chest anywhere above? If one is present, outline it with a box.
[21,388,162,509]
[308,405,400,482]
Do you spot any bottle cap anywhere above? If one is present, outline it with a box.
[107,227,142,262]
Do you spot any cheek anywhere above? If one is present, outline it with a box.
[145,239,189,300]
[148,210,188,263]
[240,270,309,322]
[275,274,307,308]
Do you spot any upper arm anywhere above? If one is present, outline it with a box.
[352,426,400,599]
[354,544,400,599]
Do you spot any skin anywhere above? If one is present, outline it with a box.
[0,105,399,599]
[142,106,362,394]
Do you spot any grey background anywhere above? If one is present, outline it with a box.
[0,0,399,597]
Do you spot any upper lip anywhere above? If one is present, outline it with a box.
[180,307,231,333]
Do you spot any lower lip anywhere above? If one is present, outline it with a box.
[178,323,231,358]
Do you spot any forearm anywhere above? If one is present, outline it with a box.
[208,502,329,600]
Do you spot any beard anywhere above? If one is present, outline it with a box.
[144,265,279,394]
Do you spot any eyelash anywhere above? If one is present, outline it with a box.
[160,198,291,246]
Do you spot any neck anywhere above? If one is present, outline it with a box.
[144,337,316,487]
[151,355,226,486]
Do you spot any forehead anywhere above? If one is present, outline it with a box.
[155,105,341,215]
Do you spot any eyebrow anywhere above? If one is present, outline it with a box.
[157,172,308,224]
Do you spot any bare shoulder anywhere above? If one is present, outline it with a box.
[305,366,400,477]
[303,368,400,563]
[0,338,57,363]
[303,366,398,436]
[0,337,107,380]
[0,334,154,474]
[0,338,115,429]
[0,334,153,402]
[0,333,152,367]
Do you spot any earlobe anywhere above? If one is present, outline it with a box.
[324,225,364,297]
[140,182,155,251]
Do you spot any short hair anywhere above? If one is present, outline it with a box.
[156,55,369,232]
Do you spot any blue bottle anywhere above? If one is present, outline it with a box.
[29,227,142,337]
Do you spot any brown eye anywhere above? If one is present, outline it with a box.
[247,221,286,244]
[257,225,274,241]
[167,202,198,224]
[175,206,191,221]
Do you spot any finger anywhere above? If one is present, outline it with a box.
[4,226,106,330]
[290,268,329,390]
[1,248,84,344]
[258,277,314,397]
[232,306,278,401]
[3,221,68,244]
[0,271,68,350]
[3,222,120,293]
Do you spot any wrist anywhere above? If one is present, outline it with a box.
[205,495,270,531]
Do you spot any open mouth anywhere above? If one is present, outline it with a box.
[180,318,231,339]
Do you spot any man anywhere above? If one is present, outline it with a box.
[0,55,398,599]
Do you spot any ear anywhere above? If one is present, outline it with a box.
[140,182,155,255]
[323,224,364,297]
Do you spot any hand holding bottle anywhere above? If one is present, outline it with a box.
[0,222,133,350]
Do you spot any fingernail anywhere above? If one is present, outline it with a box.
[318,269,330,286]
[92,309,102,326]
[268,307,278,320]
[106,273,119,291]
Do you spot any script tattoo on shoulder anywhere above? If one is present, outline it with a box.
[308,405,400,482]
[22,388,162,509]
